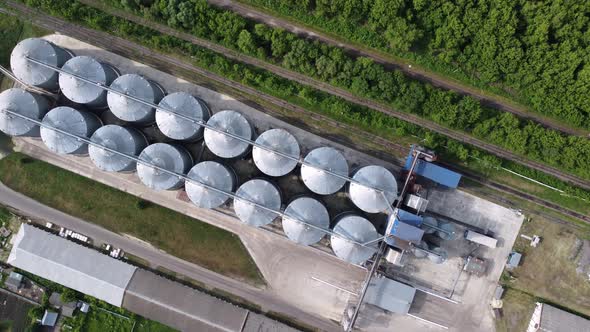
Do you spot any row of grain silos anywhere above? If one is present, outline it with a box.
[1,37,401,266]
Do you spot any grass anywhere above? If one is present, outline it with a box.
[0,206,10,225]
[495,288,536,332]
[0,153,264,285]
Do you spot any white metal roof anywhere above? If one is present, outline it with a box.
[349,165,398,213]
[11,38,72,90]
[156,92,210,140]
[0,88,49,137]
[365,277,416,314]
[252,129,300,177]
[8,224,137,307]
[282,197,329,246]
[300,147,348,195]
[331,214,379,265]
[234,179,281,227]
[204,110,252,159]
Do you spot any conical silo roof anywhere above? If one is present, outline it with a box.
[349,165,398,213]
[331,214,379,265]
[186,161,235,209]
[301,147,348,195]
[108,74,164,123]
[204,110,252,159]
[59,56,118,108]
[234,179,281,227]
[11,38,73,91]
[156,92,210,141]
[0,88,49,137]
[252,129,300,177]
[40,107,102,155]
[282,197,329,246]
[137,143,192,191]
[89,125,148,173]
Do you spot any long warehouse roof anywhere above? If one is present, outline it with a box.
[8,224,137,306]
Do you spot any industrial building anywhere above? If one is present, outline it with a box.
[527,302,590,332]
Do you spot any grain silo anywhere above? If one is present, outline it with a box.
[10,38,73,91]
[108,74,164,124]
[204,110,253,159]
[252,129,300,177]
[136,143,193,191]
[40,106,102,155]
[59,56,118,108]
[300,147,348,195]
[331,214,379,265]
[348,165,398,214]
[185,161,235,209]
[0,88,49,137]
[233,179,281,227]
[421,216,438,234]
[88,125,148,173]
[282,197,329,246]
[156,92,211,141]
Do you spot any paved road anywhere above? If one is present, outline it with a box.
[208,0,587,138]
[0,181,340,331]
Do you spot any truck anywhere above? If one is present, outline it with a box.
[464,230,497,248]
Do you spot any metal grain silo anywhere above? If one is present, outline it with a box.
[252,128,300,177]
[0,88,49,137]
[204,110,253,159]
[59,56,118,108]
[108,74,164,123]
[348,165,398,214]
[88,125,148,173]
[10,38,73,91]
[40,106,102,155]
[186,161,235,209]
[233,179,281,227]
[156,92,211,141]
[300,147,348,195]
[136,143,193,191]
[331,214,379,265]
[282,197,329,246]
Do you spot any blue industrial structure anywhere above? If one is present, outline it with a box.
[385,216,425,247]
[395,209,423,227]
[404,146,462,189]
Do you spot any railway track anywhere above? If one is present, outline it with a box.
[66,0,590,192]
[2,2,588,224]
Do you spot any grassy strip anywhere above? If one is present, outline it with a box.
[0,153,263,285]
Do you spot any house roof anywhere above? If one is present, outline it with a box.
[8,224,137,306]
[41,310,58,326]
[364,277,416,314]
[5,272,23,288]
[528,303,590,332]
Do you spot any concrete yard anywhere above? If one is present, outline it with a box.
[6,34,524,332]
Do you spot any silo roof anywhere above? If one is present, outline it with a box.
[234,179,281,227]
[108,74,158,122]
[0,88,47,136]
[204,110,252,158]
[10,38,61,87]
[59,56,108,104]
[331,214,379,265]
[40,107,99,154]
[349,165,398,213]
[156,92,209,140]
[301,147,348,195]
[89,125,147,172]
[282,197,329,246]
[186,161,234,209]
[137,143,191,190]
[252,129,300,177]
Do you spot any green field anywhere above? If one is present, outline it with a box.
[0,153,263,285]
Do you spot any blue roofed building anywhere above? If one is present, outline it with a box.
[405,146,462,189]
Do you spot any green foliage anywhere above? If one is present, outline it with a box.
[60,288,80,303]
[241,0,590,131]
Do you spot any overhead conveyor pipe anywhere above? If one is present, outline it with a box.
[1,107,382,250]
[25,56,398,198]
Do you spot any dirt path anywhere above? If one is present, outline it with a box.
[208,0,588,138]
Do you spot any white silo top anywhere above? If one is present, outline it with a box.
[204,110,252,158]
[301,147,348,195]
[40,107,101,155]
[282,197,329,246]
[108,74,162,123]
[234,179,281,227]
[349,165,398,213]
[156,92,210,140]
[0,88,49,137]
[59,56,115,106]
[89,125,147,172]
[137,143,192,191]
[252,129,300,177]
[186,161,234,209]
[11,38,72,90]
[331,214,379,265]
